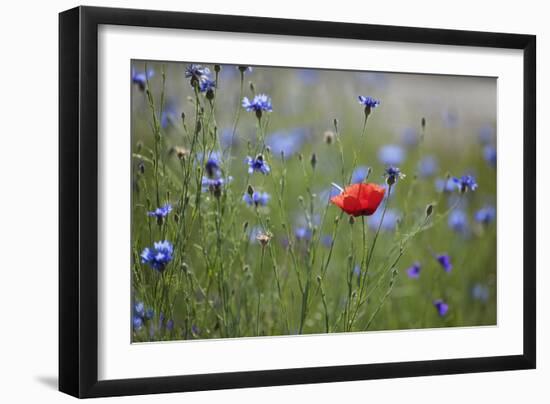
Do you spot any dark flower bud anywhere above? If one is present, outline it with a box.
[247,184,255,196]
[333,118,339,131]
[214,64,221,73]
[249,81,255,93]
[136,140,143,152]
[238,66,249,73]
[349,216,355,225]
[255,110,262,120]
[243,221,249,232]
[174,212,180,223]
[421,117,426,130]
[324,130,335,144]
[206,89,215,100]
[426,203,434,218]
[310,153,317,169]
[138,161,145,175]
[181,111,185,124]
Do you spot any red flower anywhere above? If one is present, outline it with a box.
[330,183,385,217]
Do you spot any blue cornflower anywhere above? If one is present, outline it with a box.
[243,191,270,207]
[205,155,222,178]
[133,315,144,330]
[435,177,457,193]
[134,302,145,318]
[147,203,172,220]
[475,206,496,225]
[294,227,312,241]
[401,127,419,148]
[140,240,174,272]
[144,308,154,320]
[418,156,438,177]
[245,154,270,175]
[358,95,380,109]
[131,68,154,91]
[433,299,449,317]
[321,235,333,248]
[201,176,232,196]
[369,208,400,232]
[166,319,175,331]
[453,175,478,193]
[351,166,371,184]
[436,254,452,273]
[406,262,421,279]
[384,166,405,185]
[265,129,306,159]
[378,145,406,166]
[185,64,211,86]
[471,283,490,302]
[484,145,497,167]
[478,124,495,144]
[199,77,216,93]
[448,210,468,234]
[160,100,178,129]
[242,94,273,115]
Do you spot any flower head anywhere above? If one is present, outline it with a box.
[147,203,172,220]
[435,177,457,193]
[384,166,405,186]
[243,191,270,207]
[256,231,272,247]
[141,240,174,272]
[160,100,178,129]
[185,64,211,86]
[448,210,468,234]
[484,145,497,167]
[330,182,385,217]
[453,175,478,193]
[475,205,496,225]
[418,156,438,178]
[436,254,452,272]
[433,299,449,316]
[294,227,312,241]
[471,283,490,302]
[199,78,216,93]
[133,315,144,330]
[406,262,421,279]
[201,176,232,197]
[245,154,270,175]
[134,302,145,318]
[131,68,154,91]
[358,95,380,109]
[242,94,272,116]
[378,145,406,166]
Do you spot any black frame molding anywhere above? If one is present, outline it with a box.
[59,6,536,398]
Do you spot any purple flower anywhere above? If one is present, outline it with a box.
[418,156,438,178]
[321,235,333,248]
[435,177,457,193]
[406,262,421,279]
[242,94,272,114]
[245,154,270,175]
[378,145,406,166]
[358,95,380,108]
[433,299,449,316]
[484,145,497,167]
[134,302,145,318]
[384,166,405,185]
[147,203,172,220]
[166,319,175,331]
[436,254,452,272]
[201,176,232,196]
[133,315,144,330]
[448,210,468,234]
[471,283,490,302]
[140,240,174,272]
[131,68,154,91]
[453,175,478,193]
[199,78,216,93]
[185,64,211,86]
[161,100,178,129]
[243,191,270,207]
[294,227,312,241]
[475,206,496,225]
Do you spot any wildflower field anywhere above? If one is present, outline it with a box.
[131,61,497,342]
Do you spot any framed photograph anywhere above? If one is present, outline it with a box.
[59,6,536,398]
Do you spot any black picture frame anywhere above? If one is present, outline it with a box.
[59,5,536,398]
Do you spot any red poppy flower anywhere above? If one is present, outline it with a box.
[330,183,385,217]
